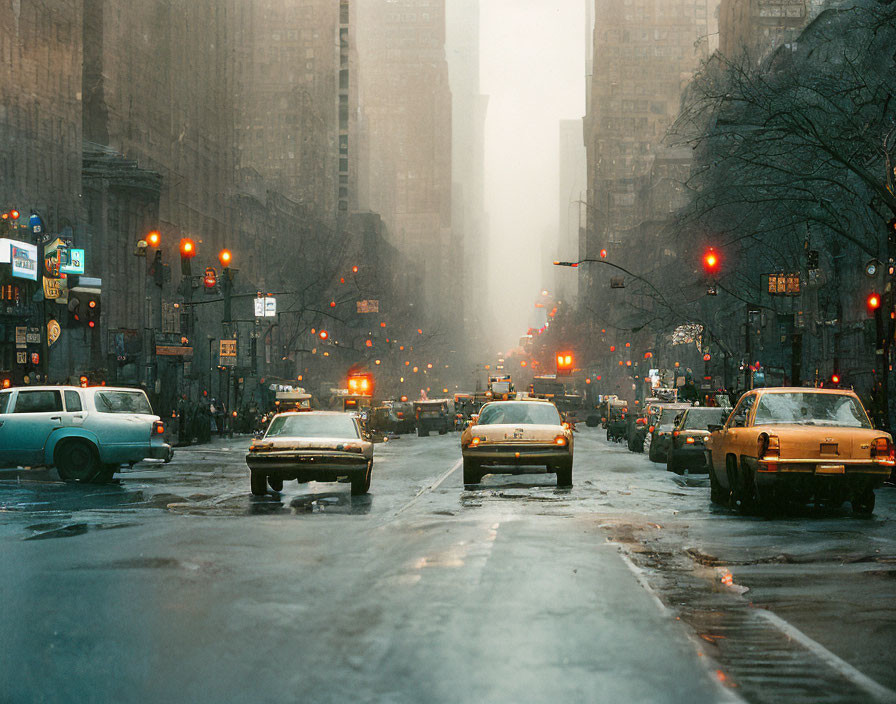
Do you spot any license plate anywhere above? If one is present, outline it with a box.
[816,464,845,474]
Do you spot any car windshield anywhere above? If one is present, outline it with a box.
[682,408,727,430]
[478,402,561,426]
[266,414,360,439]
[94,390,153,414]
[753,393,871,428]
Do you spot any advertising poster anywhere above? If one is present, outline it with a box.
[11,242,38,281]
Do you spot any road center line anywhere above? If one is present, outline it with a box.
[755,609,896,703]
[392,458,462,517]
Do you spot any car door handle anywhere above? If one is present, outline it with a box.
[50,416,62,421]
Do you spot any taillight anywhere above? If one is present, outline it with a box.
[758,433,780,472]
[153,421,165,435]
[648,426,655,433]
[470,437,482,447]
[685,436,695,444]
[871,437,895,466]
[672,431,680,438]
[554,435,568,447]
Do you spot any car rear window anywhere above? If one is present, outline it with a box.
[266,414,360,439]
[478,402,561,426]
[682,409,727,430]
[13,390,63,413]
[94,390,153,414]
[753,393,871,428]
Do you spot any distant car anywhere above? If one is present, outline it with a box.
[706,387,893,514]
[0,385,171,482]
[414,399,452,436]
[460,399,573,487]
[368,402,415,436]
[245,411,373,496]
[628,402,664,453]
[666,407,728,474]
[647,404,692,463]
[606,401,628,442]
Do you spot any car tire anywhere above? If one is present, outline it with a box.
[250,471,268,496]
[97,463,119,482]
[463,457,481,485]
[268,477,283,492]
[351,462,372,496]
[709,466,725,505]
[851,490,875,516]
[55,439,102,482]
[666,453,683,475]
[438,429,447,435]
[556,460,573,488]
[417,428,429,438]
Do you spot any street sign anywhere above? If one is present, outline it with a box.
[60,248,85,274]
[15,326,26,348]
[254,296,276,317]
[220,339,237,357]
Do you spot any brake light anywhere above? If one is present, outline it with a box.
[153,421,165,435]
[871,437,895,466]
[554,435,568,447]
[685,436,695,444]
[470,437,482,447]
[757,433,780,472]
[648,426,655,433]
[397,412,404,418]
[672,431,680,438]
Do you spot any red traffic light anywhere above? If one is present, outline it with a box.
[867,293,881,312]
[180,238,196,258]
[318,330,329,340]
[831,374,841,385]
[9,210,19,220]
[703,248,720,274]
[79,375,88,387]
[218,249,232,267]
[703,353,712,362]
[352,265,359,274]
[147,231,161,247]
[600,249,608,259]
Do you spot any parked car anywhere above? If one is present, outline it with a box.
[666,407,729,474]
[368,402,415,436]
[606,401,628,442]
[245,411,373,496]
[460,399,573,487]
[0,385,171,482]
[414,399,453,436]
[628,402,665,453]
[705,387,893,514]
[647,404,692,463]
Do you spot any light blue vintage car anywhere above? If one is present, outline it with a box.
[0,385,172,482]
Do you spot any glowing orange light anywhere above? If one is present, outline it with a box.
[380,322,387,328]
[610,346,616,352]
[218,249,232,267]
[417,329,423,335]
[1,379,10,388]
[352,265,359,274]
[9,210,19,220]
[147,231,161,247]
[600,249,608,258]
[366,340,373,348]
[318,330,329,340]
[180,238,196,258]
[868,293,881,311]
[330,301,336,308]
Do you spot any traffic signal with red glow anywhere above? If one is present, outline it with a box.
[830,373,841,386]
[703,248,720,276]
[180,238,196,275]
[218,249,232,268]
[867,293,882,314]
[556,352,574,376]
[347,373,374,396]
[600,249,608,259]
[147,231,161,247]
[703,353,712,362]
[318,330,329,341]
[86,295,100,329]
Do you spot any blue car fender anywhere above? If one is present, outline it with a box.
[44,428,103,466]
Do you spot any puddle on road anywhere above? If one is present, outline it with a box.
[24,521,138,540]
[165,490,373,517]
[77,556,207,571]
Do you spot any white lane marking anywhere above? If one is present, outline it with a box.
[392,458,462,517]
[755,609,896,703]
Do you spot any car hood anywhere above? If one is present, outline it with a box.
[470,424,565,442]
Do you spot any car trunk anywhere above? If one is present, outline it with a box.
[761,426,879,460]
[472,424,561,443]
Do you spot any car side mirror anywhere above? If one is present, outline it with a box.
[707,424,722,433]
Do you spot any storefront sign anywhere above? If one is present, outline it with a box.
[156,346,193,357]
[10,242,38,281]
[43,276,64,300]
[16,351,26,365]
[47,319,61,346]
[219,339,237,357]
[59,248,85,275]
[25,327,40,344]
[15,326,26,348]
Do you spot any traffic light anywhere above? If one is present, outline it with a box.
[67,295,81,326]
[703,353,712,362]
[867,293,881,314]
[703,248,720,276]
[147,231,161,247]
[86,295,100,329]
[830,373,841,386]
[556,352,574,376]
[318,330,329,341]
[218,249,232,268]
[599,249,608,259]
[179,238,196,276]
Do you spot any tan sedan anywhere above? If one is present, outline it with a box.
[460,400,573,487]
[246,411,373,496]
[705,388,893,514]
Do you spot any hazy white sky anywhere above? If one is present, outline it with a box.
[479,0,586,351]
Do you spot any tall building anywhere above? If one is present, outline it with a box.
[446,0,488,329]
[719,0,828,59]
[557,120,587,305]
[356,0,453,320]
[583,0,718,263]
[232,0,358,221]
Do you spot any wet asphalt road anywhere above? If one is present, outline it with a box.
[1,429,894,704]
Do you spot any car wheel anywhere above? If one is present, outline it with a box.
[606,429,611,441]
[851,490,875,516]
[55,439,101,482]
[438,428,447,435]
[417,428,429,438]
[268,477,284,492]
[351,462,372,496]
[556,460,573,488]
[463,457,481,485]
[97,463,119,483]
[250,471,268,496]
[709,466,725,505]
[666,453,683,474]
